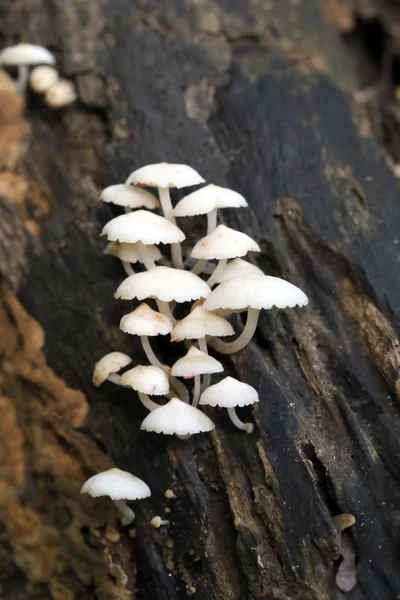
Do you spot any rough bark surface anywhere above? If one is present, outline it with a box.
[0,1,399,599]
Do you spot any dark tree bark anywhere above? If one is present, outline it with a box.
[0,1,399,599]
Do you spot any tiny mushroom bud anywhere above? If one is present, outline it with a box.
[92,352,132,386]
[29,65,59,93]
[120,365,169,412]
[0,43,55,93]
[45,79,76,108]
[81,468,151,526]
[100,184,159,210]
[151,516,170,528]
[171,346,223,407]
[164,489,176,499]
[140,397,215,436]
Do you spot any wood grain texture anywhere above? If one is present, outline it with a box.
[0,1,399,599]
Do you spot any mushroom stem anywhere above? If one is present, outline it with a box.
[156,300,176,325]
[138,392,160,412]
[16,65,29,94]
[227,407,254,434]
[140,335,189,403]
[207,259,227,288]
[207,208,218,234]
[191,259,206,275]
[198,338,211,391]
[158,187,183,269]
[209,308,259,354]
[107,373,121,385]
[114,500,135,525]
[122,261,135,276]
[192,374,201,407]
[137,242,156,270]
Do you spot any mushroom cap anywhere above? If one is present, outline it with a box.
[80,468,151,500]
[100,184,159,209]
[173,184,247,217]
[199,376,259,408]
[214,258,264,283]
[29,65,59,93]
[171,306,234,341]
[45,79,76,108]
[101,210,185,245]
[120,365,169,395]
[204,274,309,312]
[93,352,132,387]
[140,397,215,435]
[191,225,260,260]
[120,303,173,336]
[0,43,55,66]
[115,266,211,303]
[105,241,162,264]
[126,162,205,189]
[171,346,223,377]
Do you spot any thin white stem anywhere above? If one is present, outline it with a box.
[122,261,135,276]
[156,300,176,325]
[209,308,259,354]
[170,377,190,403]
[227,407,254,434]
[137,242,156,270]
[198,338,211,391]
[207,208,218,234]
[159,187,183,269]
[141,335,163,367]
[16,65,29,94]
[114,500,135,525]
[198,337,208,353]
[192,374,201,407]
[191,259,206,275]
[107,373,121,385]
[138,392,160,412]
[207,259,227,288]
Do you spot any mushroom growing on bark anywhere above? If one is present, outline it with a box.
[213,257,264,283]
[105,241,162,276]
[92,352,132,386]
[171,345,223,407]
[44,79,76,108]
[140,397,215,436]
[29,65,59,93]
[0,43,55,93]
[120,365,169,411]
[100,184,159,210]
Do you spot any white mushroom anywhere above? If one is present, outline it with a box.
[140,397,215,436]
[45,79,76,108]
[204,274,308,353]
[101,210,185,271]
[171,346,223,407]
[105,241,162,276]
[191,225,261,287]
[0,43,55,93]
[29,65,59,93]
[100,184,159,210]
[214,258,264,283]
[126,163,205,268]
[80,468,150,525]
[92,352,132,386]
[151,516,170,528]
[120,365,169,411]
[199,376,259,433]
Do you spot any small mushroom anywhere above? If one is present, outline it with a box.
[105,241,162,276]
[151,516,170,528]
[100,184,159,210]
[191,225,260,287]
[164,489,176,499]
[80,468,151,525]
[126,162,205,268]
[140,397,215,436]
[214,258,264,284]
[171,346,223,407]
[204,274,308,354]
[45,79,76,108]
[92,352,132,386]
[29,65,59,93]
[199,376,258,433]
[120,365,169,411]
[0,43,55,93]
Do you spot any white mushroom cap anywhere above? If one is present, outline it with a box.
[204,274,308,312]
[191,225,260,260]
[29,65,59,93]
[120,365,169,395]
[126,162,205,189]
[115,266,211,303]
[104,241,162,264]
[80,468,151,500]
[100,184,159,209]
[0,43,55,66]
[171,306,234,341]
[45,79,76,108]
[140,397,215,435]
[214,258,264,283]
[101,210,185,245]
[171,346,223,377]
[174,184,247,217]
[199,376,259,408]
[120,304,173,336]
[93,352,132,387]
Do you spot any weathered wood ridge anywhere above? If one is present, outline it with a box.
[0,1,399,599]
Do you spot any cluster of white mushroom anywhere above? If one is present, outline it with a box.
[81,162,309,524]
[0,43,76,108]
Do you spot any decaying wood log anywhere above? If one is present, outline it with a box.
[0,1,400,599]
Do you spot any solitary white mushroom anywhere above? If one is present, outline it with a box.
[29,65,59,93]
[101,210,185,271]
[100,184,159,210]
[120,365,169,411]
[141,397,215,436]
[214,258,264,283]
[105,241,161,276]
[81,468,150,525]
[0,43,55,93]
[92,352,132,386]
[199,376,258,433]
[204,274,308,353]
[191,225,261,287]
[45,79,76,108]
[171,346,223,406]
[126,163,205,268]
[151,516,170,528]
